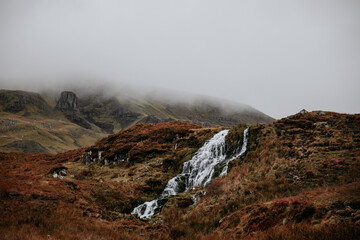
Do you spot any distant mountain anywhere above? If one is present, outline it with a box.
[0,89,273,153]
[0,89,106,154]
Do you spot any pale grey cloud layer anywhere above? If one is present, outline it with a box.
[0,0,359,119]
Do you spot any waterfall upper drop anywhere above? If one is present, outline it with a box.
[220,127,249,177]
[132,128,249,219]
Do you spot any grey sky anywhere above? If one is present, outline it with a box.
[0,0,359,119]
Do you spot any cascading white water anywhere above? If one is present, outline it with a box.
[132,128,249,219]
[219,128,249,177]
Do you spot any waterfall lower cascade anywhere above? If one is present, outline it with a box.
[132,128,249,218]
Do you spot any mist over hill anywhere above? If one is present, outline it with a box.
[0,87,273,153]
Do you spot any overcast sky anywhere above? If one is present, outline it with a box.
[0,0,359,119]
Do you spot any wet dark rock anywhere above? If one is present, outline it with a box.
[56,91,79,111]
[81,151,93,164]
[50,167,68,179]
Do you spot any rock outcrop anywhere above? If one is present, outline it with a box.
[56,91,79,111]
[55,91,92,129]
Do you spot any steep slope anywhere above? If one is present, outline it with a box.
[0,90,106,153]
[0,111,359,239]
[163,110,360,239]
[0,89,52,116]
[76,91,273,132]
[0,89,274,154]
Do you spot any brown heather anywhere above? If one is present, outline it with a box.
[0,111,360,239]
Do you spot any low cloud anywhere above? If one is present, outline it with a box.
[1,0,359,118]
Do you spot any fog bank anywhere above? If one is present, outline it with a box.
[1,0,359,118]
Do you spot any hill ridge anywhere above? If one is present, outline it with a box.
[0,88,274,153]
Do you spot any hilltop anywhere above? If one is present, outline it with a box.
[0,110,359,239]
[0,89,273,154]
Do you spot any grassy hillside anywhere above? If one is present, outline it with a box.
[162,110,360,239]
[0,89,108,153]
[0,111,359,239]
[0,89,274,154]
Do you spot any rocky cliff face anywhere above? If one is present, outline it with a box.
[55,91,93,129]
[55,91,79,111]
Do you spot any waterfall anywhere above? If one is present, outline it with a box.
[132,128,249,219]
[219,127,249,177]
